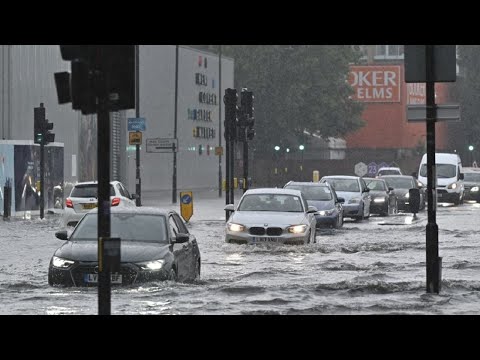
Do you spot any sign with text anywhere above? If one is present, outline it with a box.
[127,117,146,132]
[146,138,178,153]
[129,132,142,145]
[348,65,401,103]
[404,45,456,83]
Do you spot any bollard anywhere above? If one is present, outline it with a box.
[313,170,320,182]
[3,178,12,219]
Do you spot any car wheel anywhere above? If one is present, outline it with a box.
[169,267,177,281]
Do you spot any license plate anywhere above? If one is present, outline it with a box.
[252,237,280,243]
[84,273,122,284]
[83,203,97,210]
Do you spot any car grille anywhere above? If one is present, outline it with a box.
[249,227,266,235]
[266,227,283,236]
[71,263,138,286]
[249,227,283,236]
[437,189,448,194]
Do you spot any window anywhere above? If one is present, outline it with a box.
[374,45,404,59]
[169,216,180,236]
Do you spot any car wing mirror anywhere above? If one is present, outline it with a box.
[173,233,189,244]
[307,206,318,213]
[224,204,235,211]
[337,197,345,203]
[388,187,394,192]
[459,173,464,180]
[55,230,68,240]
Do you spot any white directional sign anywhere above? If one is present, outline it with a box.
[146,138,178,153]
[354,162,368,177]
[407,104,460,122]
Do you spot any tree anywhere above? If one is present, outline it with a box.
[457,46,480,158]
[190,45,365,153]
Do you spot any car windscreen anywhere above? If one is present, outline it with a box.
[366,180,387,191]
[378,170,400,176]
[419,164,456,178]
[71,213,168,243]
[383,177,414,189]
[285,185,332,200]
[238,194,304,212]
[70,184,115,198]
[464,173,480,182]
[324,179,359,192]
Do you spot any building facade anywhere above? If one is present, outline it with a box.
[0,45,234,194]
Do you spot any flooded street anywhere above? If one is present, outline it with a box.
[1,198,479,315]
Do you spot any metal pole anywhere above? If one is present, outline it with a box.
[40,132,45,219]
[172,45,179,204]
[97,64,112,315]
[230,132,235,206]
[218,45,223,197]
[225,106,231,220]
[135,45,142,206]
[243,140,248,193]
[425,45,440,294]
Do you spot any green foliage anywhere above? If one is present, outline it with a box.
[190,45,365,152]
[458,45,480,149]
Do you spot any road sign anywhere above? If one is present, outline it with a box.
[127,117,146,131]
[404,45,456,83]
[407,104,460,122]
[354,162,367,177]
[215,146,223,156]
[129,131,142,145]
[367,162,378,175]
[180,191,193,222]
[146,138,178,153]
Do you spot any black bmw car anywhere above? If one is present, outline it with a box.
[48,207,201,286]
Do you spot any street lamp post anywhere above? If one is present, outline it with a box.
[469,145,474,166]
[299,144,304,175]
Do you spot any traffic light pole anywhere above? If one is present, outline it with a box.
[96,70,112,315]
[243,137,248,193]
[135,45,142,206]
[425,45,440,294]
[39,135,45,219]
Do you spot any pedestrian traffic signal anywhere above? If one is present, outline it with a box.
[224,88,238,141]
[44,120,55,144]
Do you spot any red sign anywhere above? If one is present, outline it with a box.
[349,65,401,103]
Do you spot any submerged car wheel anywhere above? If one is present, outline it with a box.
[169,267,178,281]
[194,260,201,280]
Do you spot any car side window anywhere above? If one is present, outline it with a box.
[169,216,181,237]
[121,184,131,199]
[116,184,126,197]
[172,213,189,234]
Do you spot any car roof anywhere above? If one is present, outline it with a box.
[285,181,329,187]
[244,188,303,196]
[86,207,173,216]
[377,167,401,171]
[321,175,359,180]
[379,175,412,179]
[73,180,121,186]
[364,177,385,181]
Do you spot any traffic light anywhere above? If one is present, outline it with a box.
[55,45,135,114]
[34,104,45,144]
[224,88,238,141]
[34,103,55,144]
[240,89,255,141]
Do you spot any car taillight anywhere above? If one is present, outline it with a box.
[111,197,121,206]
[66,198,73,208]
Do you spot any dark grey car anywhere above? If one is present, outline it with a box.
[48,207,201,286]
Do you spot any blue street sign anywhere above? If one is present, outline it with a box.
[128,117,146,132]
[181,194,192,205]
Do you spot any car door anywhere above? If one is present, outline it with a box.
[301,194,316,231]
[172,212,199,281]
[168,213,191,281]
[359,178,371,216]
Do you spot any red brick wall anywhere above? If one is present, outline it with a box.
[346,64,450,150]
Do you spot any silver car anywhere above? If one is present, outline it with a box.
[224,188,318,245]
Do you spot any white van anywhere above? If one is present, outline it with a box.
[418,153,464,205]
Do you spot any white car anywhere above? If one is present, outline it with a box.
[224,188,318,245]
[376,167,402,177]
[63,180,137,228]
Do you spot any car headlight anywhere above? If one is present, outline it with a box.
[227,223,245,232]
[52,256,75,269]
[373,197,386,203]
[405,192,410,199]
[471,186,479,192]
[287,224,307,234]
[318,209,335,216]
[137,259,165,271]
[448,183,457,190]
[349,197,360,204]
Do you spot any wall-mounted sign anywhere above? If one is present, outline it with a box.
[127,117,146,131]
[348,65,401,103]
[146,138,178,153]
[129,132,142,145]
